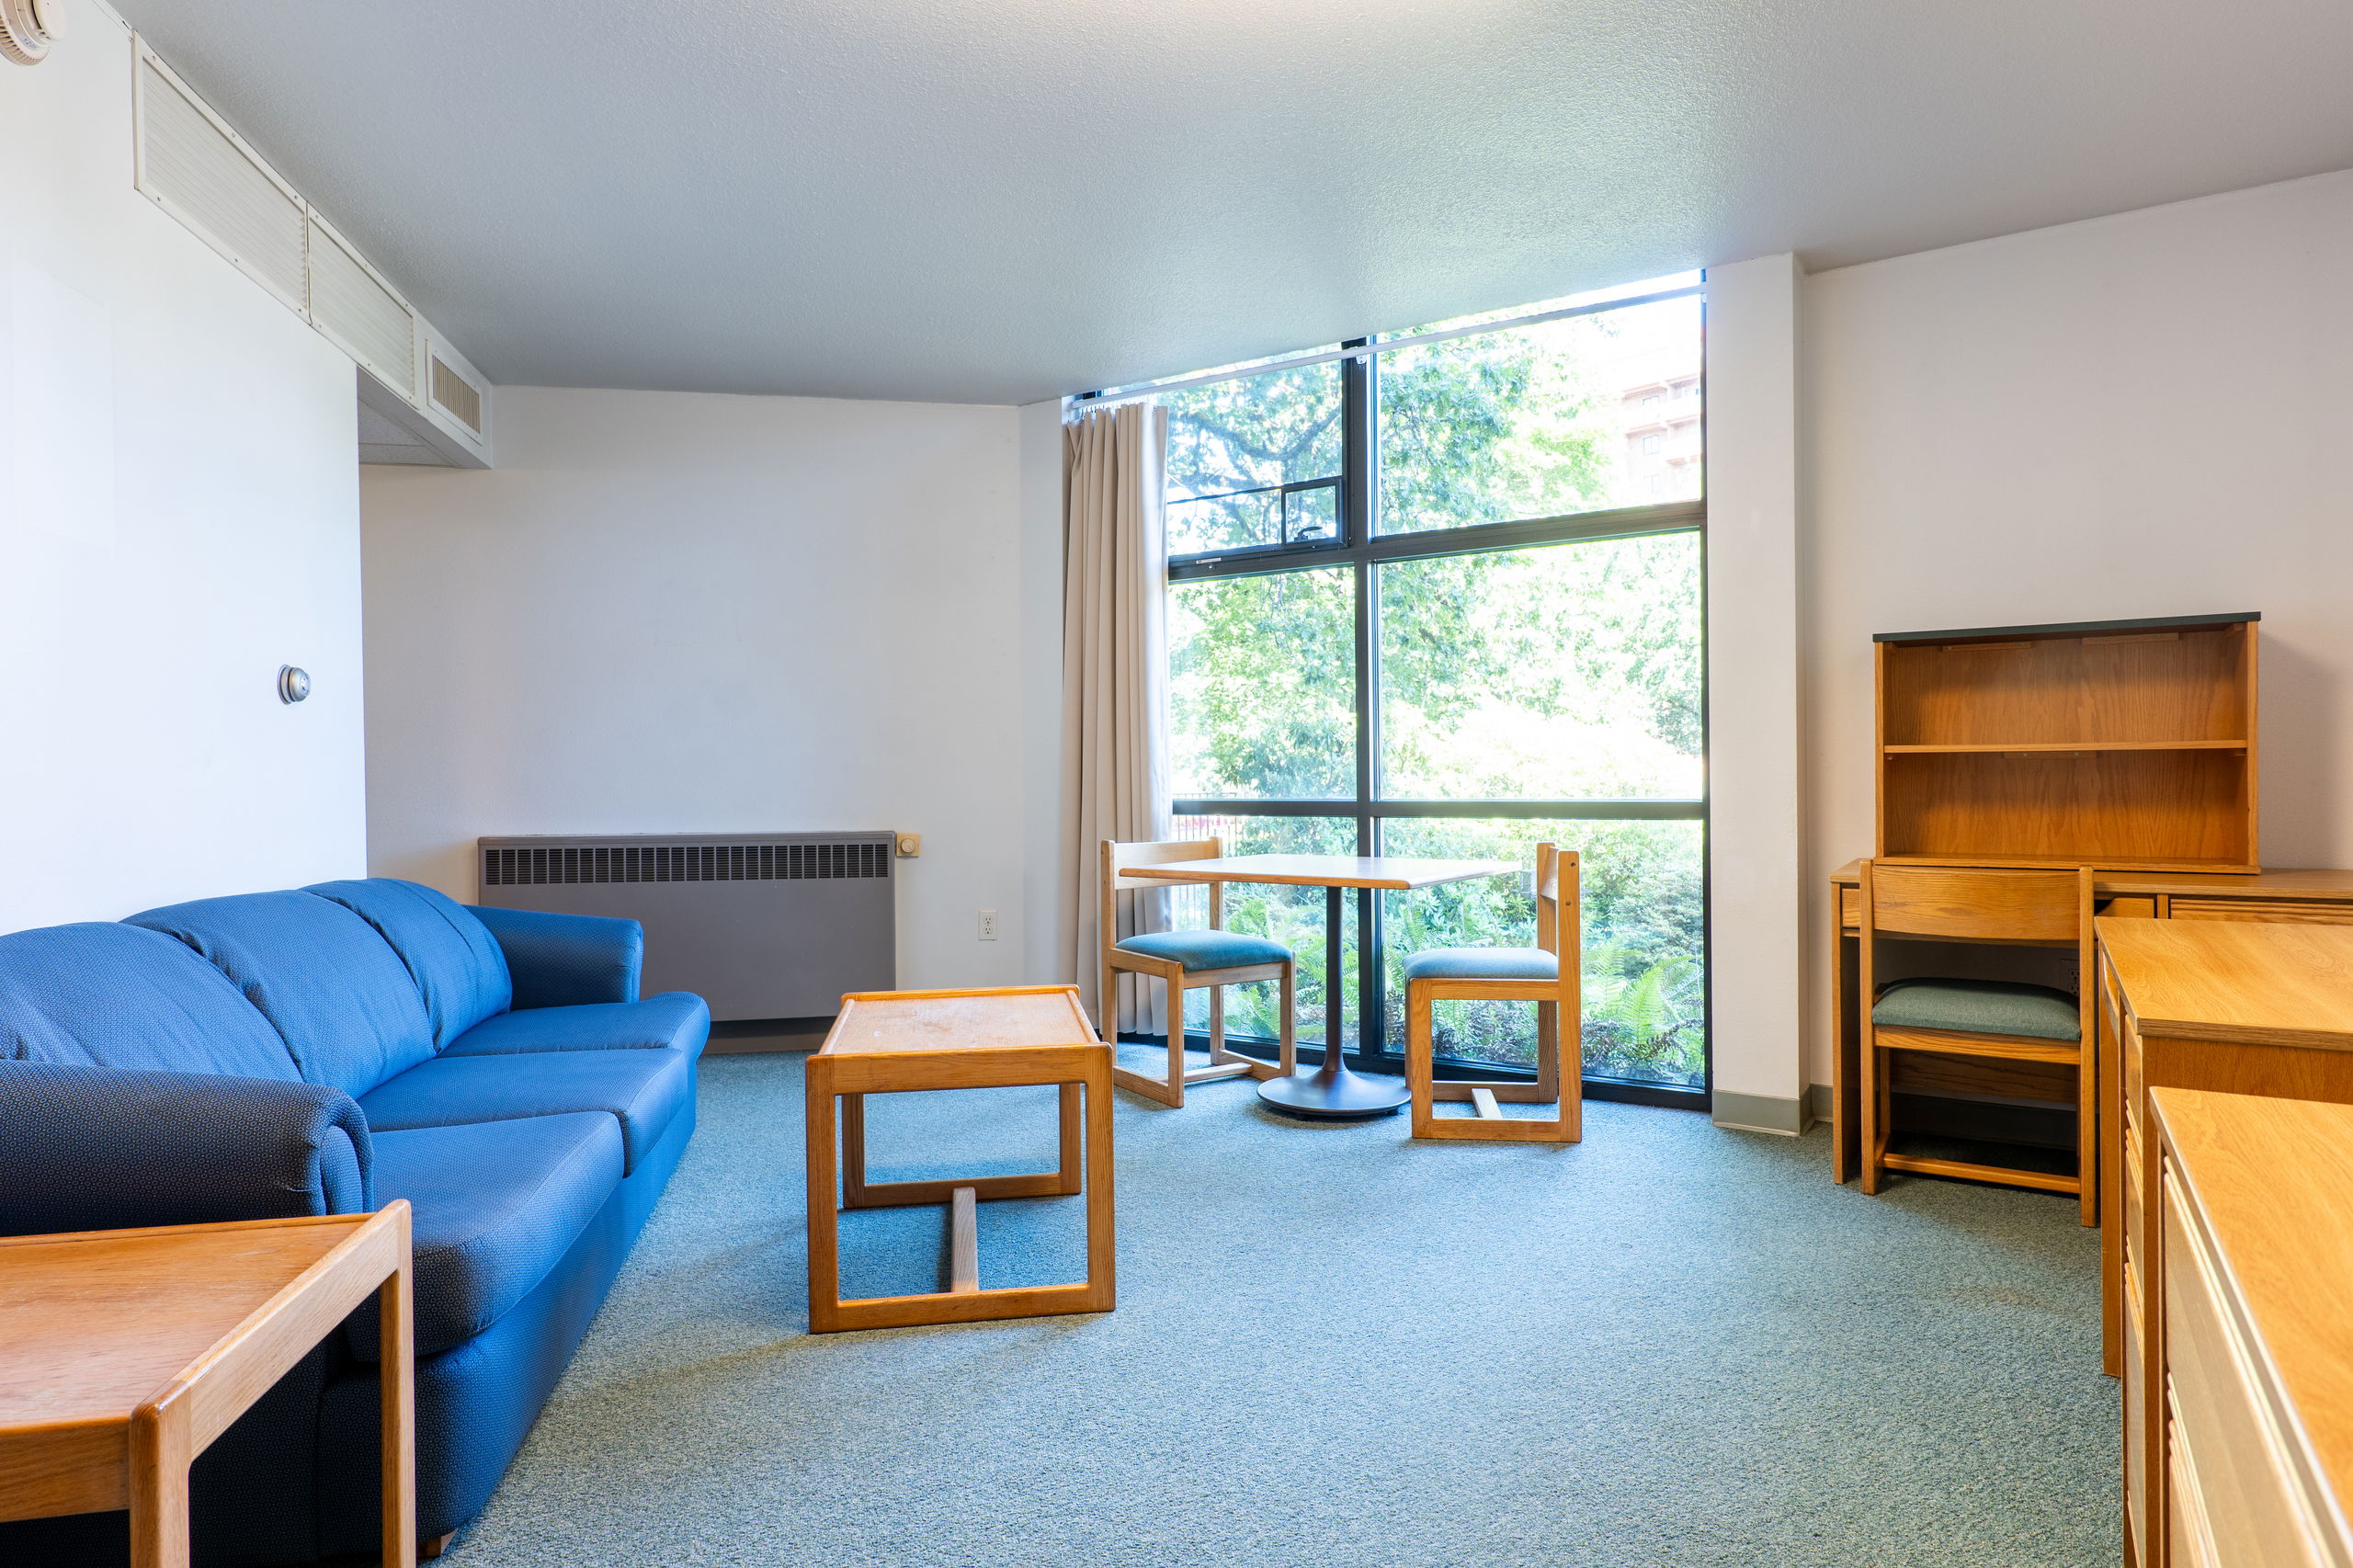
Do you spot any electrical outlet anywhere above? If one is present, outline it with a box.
[978,909,1000,942]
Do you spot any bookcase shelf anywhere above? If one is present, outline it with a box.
[1874,614,2259,872]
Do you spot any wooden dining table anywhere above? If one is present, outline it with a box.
[1122,853,1516,1119]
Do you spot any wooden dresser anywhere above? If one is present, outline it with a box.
[2136,1087,2353,1568]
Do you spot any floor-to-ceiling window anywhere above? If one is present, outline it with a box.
[1097,274,1706,1105]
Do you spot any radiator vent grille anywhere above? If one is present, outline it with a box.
[483,842,891,887]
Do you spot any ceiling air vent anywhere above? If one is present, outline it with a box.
[430,354,483,434]
[307,210,417,402]
[482,841,892,888]
[132,44,305,312]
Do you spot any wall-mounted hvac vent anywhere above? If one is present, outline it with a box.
[307,211,416,401]
[133,46,306,312]
[483,840,892,887]
[430,354,483,433]
[478,833,897,1020]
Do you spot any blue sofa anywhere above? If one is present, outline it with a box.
[0,878,709,1566]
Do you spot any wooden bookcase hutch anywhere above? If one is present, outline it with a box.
[1873,612,2259,873]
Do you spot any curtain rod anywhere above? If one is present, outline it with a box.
[1070,282,1703,411]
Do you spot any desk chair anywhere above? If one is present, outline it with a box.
[1402,844,1581,1143]
[1858,860,2097,1223]
[1099,837,1296,1108]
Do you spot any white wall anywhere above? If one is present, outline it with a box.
[1704,255,1807,1131]
[0,0,368,931]
[361,386,1064,993]
[1801,167,2353,1090]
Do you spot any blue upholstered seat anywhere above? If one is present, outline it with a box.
[1115,928,1291,971]
[1871,978,2082,1041]
[1401,946,1558,983]
[359,1046,695,1172]
[306,879,514,1048]
[366,1112,624,1359]
[127,891,438,1096]
[443,992,710,1057]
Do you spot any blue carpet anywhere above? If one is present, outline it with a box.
[440,1053,2119,1567]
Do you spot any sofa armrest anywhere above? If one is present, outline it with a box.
[466,905,643,1008]
[0,1062,372,1237]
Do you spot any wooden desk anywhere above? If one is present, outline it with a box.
[2136,1088,2353,1568]
[1123,854,1514,1119]
[1826,859,2353,1183]
[803,985,1115,1333]
[0,1207,415,1568]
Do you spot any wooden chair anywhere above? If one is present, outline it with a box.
[1099,838,1296,1108]
[1403,844,1581,1143]
[1858,860,2097,1222]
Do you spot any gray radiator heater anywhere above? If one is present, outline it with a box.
[476,832,895,1022]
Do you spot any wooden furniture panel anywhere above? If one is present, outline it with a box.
[805,986,1115,1333]
[2134,1089,2353,1568]
[1881,748,2252,869]
[1879,624,2250,747]
[2171,898,2353,926]
[1872,615,2259,873]
[0,1209,415,1568]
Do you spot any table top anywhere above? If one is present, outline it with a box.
[1121,854,1515,892]
[0,1212,384,1431]
[1830,858,2353,900]
[819,986,1101,1058]
[2097,917,2353,1052]
[2151,1086,2353,1526]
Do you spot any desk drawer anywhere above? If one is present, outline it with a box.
[2163,1177,2329,1568]
[2170,897,2353,926]
[2104,895,2161,920]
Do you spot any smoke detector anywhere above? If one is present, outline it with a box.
[1,0,58,64]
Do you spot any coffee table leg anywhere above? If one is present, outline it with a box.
[380,1226,417,1568]
[804,1062,842,1332]
[129,1403,191,1568]
[1057,1082,1084,1196]
[1256,883,1410,1119]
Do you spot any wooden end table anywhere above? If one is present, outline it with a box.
[1123,854,1517,1119]
[804,985,1115,1333]
[0,1205,415,1568]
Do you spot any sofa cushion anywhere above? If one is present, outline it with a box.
[0,922,299,1079]
[1401,946,1559,983]
[359,1048,694,1173]
[1871,978,2083,1042]
[129,892,438,1097]
[362,1112,623,1358]
[1115,929,1293,971]
[303,881,513,1048]
[442,993,710,1059]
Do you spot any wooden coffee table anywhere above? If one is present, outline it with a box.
[0,1205,415,1568]
[804,986,1115,1333]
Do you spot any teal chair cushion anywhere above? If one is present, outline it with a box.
[1402,946,1558,983]
[1871,978,2081,1041]
[1115,929,1291,972]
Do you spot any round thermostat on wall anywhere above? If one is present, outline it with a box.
[278,665,312,704]
[1,0,60,65]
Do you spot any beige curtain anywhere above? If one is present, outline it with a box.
[1060,403,1172,1037]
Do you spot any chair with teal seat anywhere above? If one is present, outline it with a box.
[1857,860,2097,1222]
[1099,837,1296,1108]
[1403,843,1581,1143]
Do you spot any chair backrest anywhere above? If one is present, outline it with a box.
[1101,837,1223,947]
[1533,843,1581,957]
[1861,863,2090,947]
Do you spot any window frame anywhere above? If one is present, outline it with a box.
[1157,301,1711,1109]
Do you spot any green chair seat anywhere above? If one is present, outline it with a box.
[1401,946,1558,983]
[1871,978,2081,1042]
[1115,929,1290,972]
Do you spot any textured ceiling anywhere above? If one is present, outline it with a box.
[111,0,2353,404]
